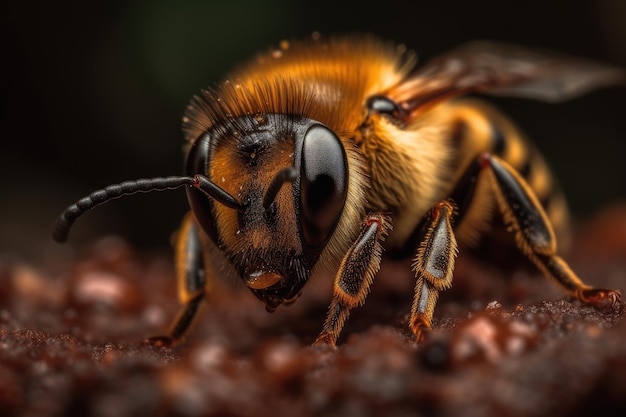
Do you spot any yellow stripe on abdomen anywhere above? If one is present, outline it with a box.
[448,99,571,252]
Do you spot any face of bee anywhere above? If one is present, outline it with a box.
[185,113,348,311]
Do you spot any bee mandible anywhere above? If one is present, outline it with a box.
[53,35,624,346]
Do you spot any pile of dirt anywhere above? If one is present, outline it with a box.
[1,206,625,417]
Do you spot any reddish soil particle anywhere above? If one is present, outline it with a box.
[1,206,626,416]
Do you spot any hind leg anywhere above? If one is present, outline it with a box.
[483,153,621,310]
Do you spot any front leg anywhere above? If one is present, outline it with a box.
[147,213,208,347]
[314,214,391,346]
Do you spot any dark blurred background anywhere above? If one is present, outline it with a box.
[2,0,625,260]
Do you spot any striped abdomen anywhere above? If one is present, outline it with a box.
[449,99,571,253]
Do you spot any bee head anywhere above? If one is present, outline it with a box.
[186,114,348,311]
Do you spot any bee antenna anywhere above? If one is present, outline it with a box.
[263,167,297,210]
[192,174,246,211]
[53,175,244,243]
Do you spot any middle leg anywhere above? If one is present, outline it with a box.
[410,201,458,341]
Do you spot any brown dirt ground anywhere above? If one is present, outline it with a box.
[1,205,626,417]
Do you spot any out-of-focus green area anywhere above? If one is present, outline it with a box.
[1,0,624,258]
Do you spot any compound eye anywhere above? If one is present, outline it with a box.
[299,125,348,248]
[185,134,218,242]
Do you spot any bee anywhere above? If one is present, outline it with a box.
[53,35,623,346]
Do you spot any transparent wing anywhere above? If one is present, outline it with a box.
[387,41,625,119]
